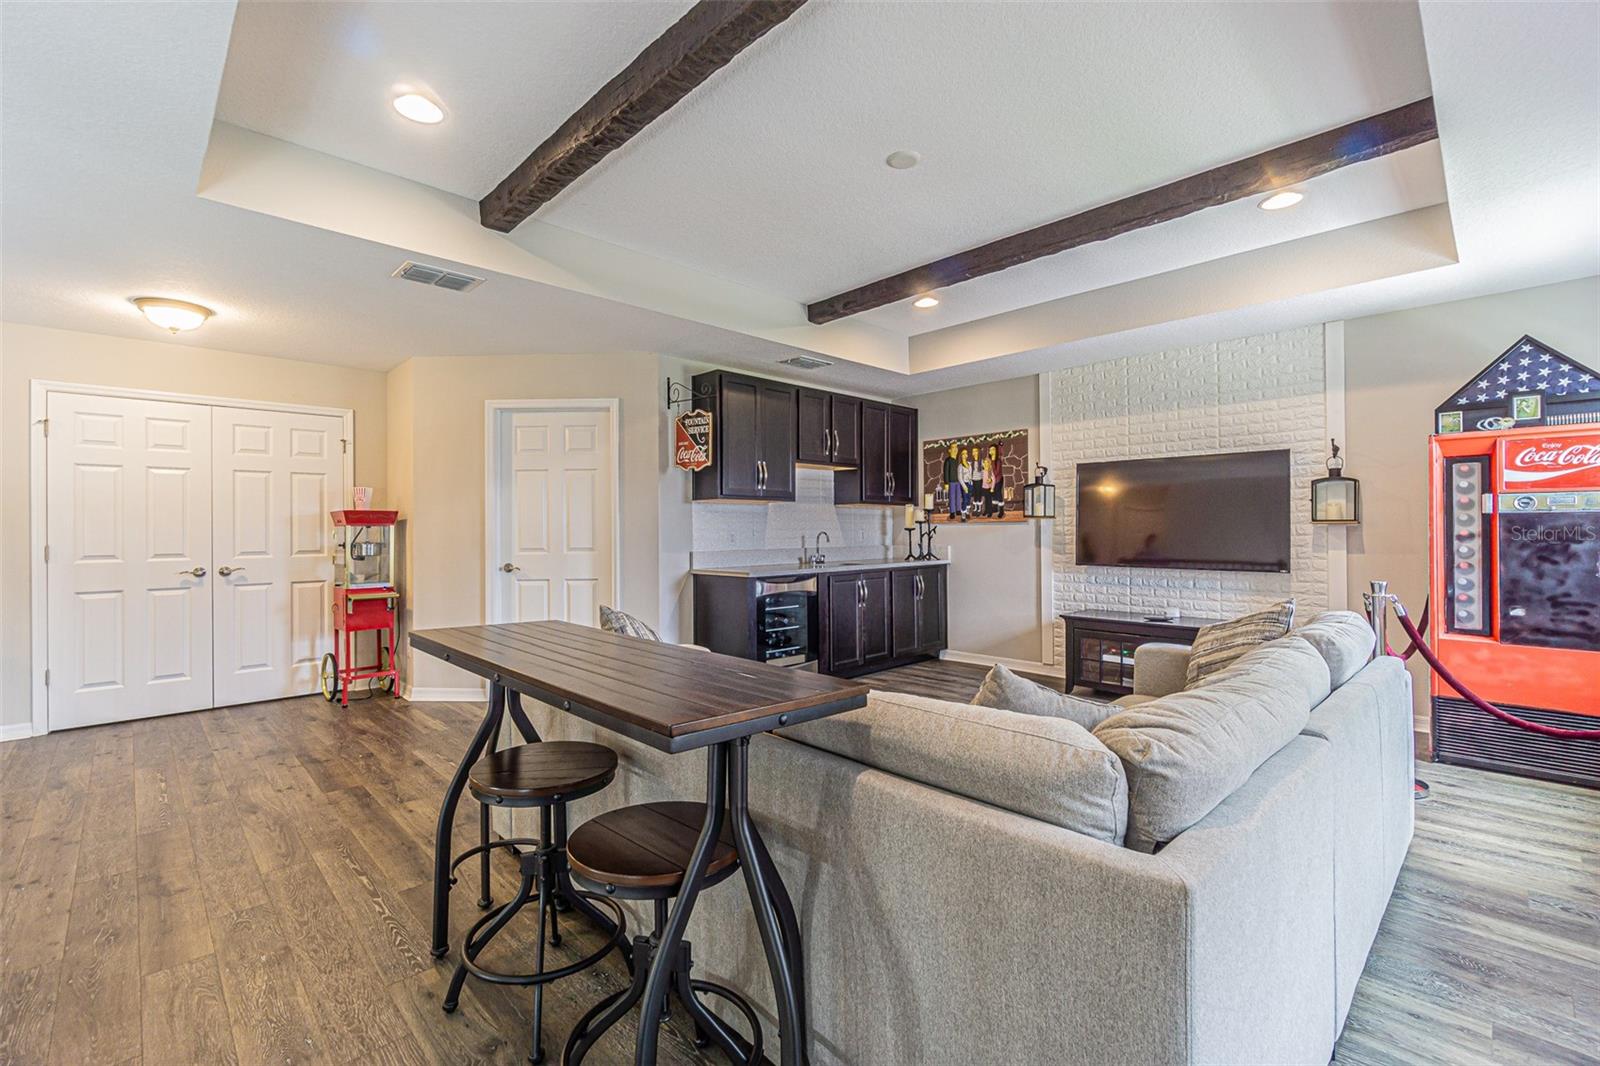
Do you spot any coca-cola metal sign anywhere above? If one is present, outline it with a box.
[673,409,713,472]
[1502,434,1600,489]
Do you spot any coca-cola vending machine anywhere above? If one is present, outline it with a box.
[1430,336,1600,786]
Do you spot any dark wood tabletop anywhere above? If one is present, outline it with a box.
[410,621,870,752]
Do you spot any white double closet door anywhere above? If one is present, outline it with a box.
[46,391,345,730]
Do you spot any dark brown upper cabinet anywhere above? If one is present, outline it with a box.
[691,371,797,501]
[796,389,862,468]
[835,401,917,506]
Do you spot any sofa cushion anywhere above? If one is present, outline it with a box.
[1190,635,1332,709]
[972,664,1117,731]
[1184,600,1296,685]
[1094,653,1316,852]
[1293,611,1376,688]
[779,690,1129,844]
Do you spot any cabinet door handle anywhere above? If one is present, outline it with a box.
[824,427,831,455]
[757,460,765,490]
[832,429,839,457]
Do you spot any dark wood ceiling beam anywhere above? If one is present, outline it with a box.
[480,0,808,233]
[806,96,1438,324]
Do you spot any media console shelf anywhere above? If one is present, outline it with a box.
[1061,610,1223,696]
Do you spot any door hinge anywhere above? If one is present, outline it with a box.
[341,438,349,454]
[43,544,50,563]
[38,417,49,437]
[44,669,50,687]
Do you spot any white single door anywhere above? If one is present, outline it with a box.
[46,393,214,729]
[493,408,615,625]
[212,408,344,706]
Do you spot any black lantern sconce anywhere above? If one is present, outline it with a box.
[1311,439,1361,524]
[1024,464,1056,519]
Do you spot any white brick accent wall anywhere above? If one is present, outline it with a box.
[1047,326,1332,662]
[691,468,897,570]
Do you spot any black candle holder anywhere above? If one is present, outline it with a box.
[904,525,918,561]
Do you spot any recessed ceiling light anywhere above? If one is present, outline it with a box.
[885,150,921,170]
[1258,190,1304,211]
[130,297,213,333]
[913,295,939,308]
[393,93,444,124]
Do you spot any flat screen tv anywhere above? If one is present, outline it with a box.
[1075,450,1291,573]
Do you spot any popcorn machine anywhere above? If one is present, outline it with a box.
[322,509,400,705]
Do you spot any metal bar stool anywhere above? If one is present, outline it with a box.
[562,801,764,1065]
[443,741,628,1064]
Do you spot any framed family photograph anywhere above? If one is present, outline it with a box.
[920,428,1030,523]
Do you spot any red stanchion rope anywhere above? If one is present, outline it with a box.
[1385,599,1429,660]
[1389,605,1600,740]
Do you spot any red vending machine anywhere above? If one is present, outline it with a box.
[1429,336,1600,787]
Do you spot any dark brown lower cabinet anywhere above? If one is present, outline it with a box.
[825,567,943,676]
[892,566,946,659]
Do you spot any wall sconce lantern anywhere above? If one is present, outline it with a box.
[1311,439,1361,524]
[1024,464,1056,519]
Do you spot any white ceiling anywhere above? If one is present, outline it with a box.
[2,1,1596,398]
[217,1,694,201]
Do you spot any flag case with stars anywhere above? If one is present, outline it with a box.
[1435,334,1600,434]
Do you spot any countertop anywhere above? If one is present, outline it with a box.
[691,559,950,579]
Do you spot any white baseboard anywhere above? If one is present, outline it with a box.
[401,684,487,703]
[0,722,39,743]
[939,650,1054,676]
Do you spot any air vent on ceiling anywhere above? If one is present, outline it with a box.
[779,355,834,371]
[392,260,485,293]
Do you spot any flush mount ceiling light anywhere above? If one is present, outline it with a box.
[885,150,921,170]
[393,92,445,124]
[1258,189,1305,211]
[130,297,213,333]
[913,295,939,308]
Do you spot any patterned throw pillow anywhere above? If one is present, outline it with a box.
[598,605,660,642]
[1183,600,1296,686]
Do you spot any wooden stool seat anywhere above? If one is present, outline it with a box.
[567,802,739,893]
[466,742,617,805]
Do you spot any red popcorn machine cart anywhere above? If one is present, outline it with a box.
[321,509,400,705]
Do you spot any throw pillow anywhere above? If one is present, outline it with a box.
[598,605,660,641]
[1183,600,1296,686]
[1293,611,1376,688]
[972,664,1116,731]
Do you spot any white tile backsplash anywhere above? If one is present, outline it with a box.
[691,467,899,570]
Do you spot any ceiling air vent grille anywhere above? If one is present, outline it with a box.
[779,355,834,371]
[392,260,485,293]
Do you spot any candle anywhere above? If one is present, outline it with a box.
[923,493,934,510]
[903,504,916,529]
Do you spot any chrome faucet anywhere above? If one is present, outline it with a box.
[798,532,830,567]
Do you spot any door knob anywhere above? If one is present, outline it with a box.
[218,566,244,577]
[177,566,207,578]
[500,563,521,573]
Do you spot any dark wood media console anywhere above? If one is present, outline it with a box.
[1061,609,1221,696]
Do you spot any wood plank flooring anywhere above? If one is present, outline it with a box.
[2,659,1596,1065]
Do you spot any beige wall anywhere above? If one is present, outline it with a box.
[911,375,1045,663]
[1343,275,1600,727]
[390,353,663,692]
[0,321,388,730]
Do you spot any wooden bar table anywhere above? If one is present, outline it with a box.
[410,620,869,1066]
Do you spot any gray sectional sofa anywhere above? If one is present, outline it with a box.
[518,611,1414,1065]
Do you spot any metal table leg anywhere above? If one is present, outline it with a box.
[431,682,506,957]
[634,743,730,1066]
[730,736,809,1066]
